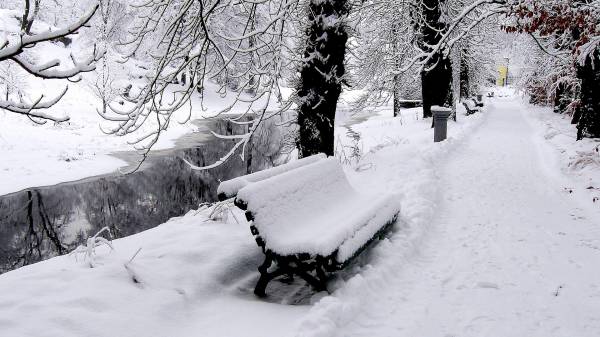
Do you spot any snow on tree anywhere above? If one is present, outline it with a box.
[0,1,102,123]
[415,0,454,118]
[97,0,299,168]
[502,0,600,139]
[85,0,134,108]
[349,0,420,119]
[295,0,351,157]
[373,0,509,119]
[94,0,511,166]
[448,1,500,102]
[94,0,355,163]
[0,61,28,102]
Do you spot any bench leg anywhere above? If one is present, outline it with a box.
[294,269,327,292]
[315,264,327,286]
[254,267,287,297]
[254,253,288,297]
[254,254,329,297]
[292,258,328,293]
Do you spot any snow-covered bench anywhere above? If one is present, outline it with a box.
[218,154,401,297]
[462,99,480,115]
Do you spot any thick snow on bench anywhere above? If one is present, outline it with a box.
[217,153,326,199]
[464,100,479,110]
[236,158,400,262]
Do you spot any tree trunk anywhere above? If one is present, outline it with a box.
[553,82,566,114]
[296,0,350,157]
[571,105,581,125]
[246,124,253,174]
[418,0,453,119]
[392,22,401,118]
[22,0,41,35]
[576,50,600,139]
[393,74,402,117]
[422,53,453,118]
[459,49,470,99]
[246,7,258,95]
[21,0,31,33]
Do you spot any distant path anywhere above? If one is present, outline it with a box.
[340,96,600,337]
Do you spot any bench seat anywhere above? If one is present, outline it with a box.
[240,189,398,265]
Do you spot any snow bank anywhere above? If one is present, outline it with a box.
[0,207,307,337]
[520,95,600,208]
[237,157,400,260]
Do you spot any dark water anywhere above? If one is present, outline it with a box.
[0,119,284,274]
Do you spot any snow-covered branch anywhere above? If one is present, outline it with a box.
[0,3,102,121]
[99,0,298,170]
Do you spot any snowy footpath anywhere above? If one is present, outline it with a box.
[327,96,600,337]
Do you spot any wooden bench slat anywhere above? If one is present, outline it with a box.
[217,153,326,201]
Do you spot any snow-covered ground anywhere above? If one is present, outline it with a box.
[524,101,600,207]
[0,96,483,336]
[2,91,599,337]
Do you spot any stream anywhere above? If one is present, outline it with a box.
[0,118,283,274]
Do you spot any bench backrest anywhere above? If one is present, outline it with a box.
[236,158,356,254]
[463,101,478,114]
[217,153,326,200]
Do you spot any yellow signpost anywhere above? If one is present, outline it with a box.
[497,65,508,86]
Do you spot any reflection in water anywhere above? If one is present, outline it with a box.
[0,119,286,274]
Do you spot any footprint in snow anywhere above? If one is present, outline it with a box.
[476,281,500,289]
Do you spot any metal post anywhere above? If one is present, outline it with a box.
[432,106,452,142]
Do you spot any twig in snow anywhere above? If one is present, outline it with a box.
[69,226,114,267]
[195,199,240,223]
[554,284,564,297]
[123,248,144,286]
[128,248,143,263]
